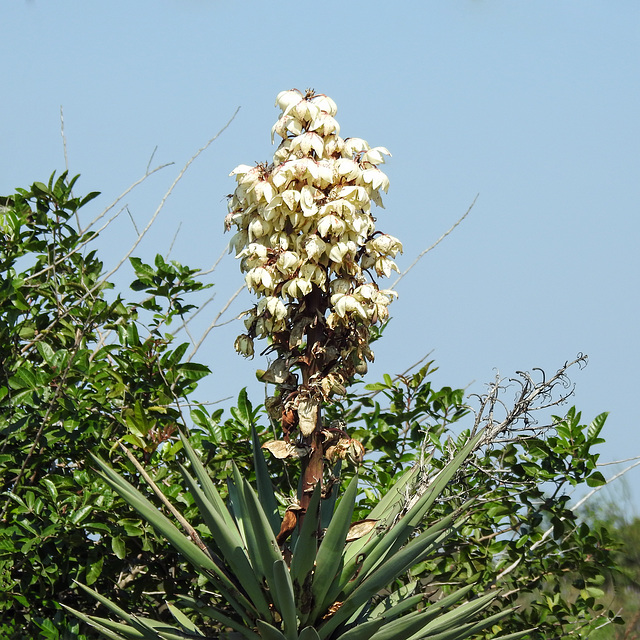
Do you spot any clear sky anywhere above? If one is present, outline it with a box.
[2,1,639,511]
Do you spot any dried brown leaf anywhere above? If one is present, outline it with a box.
[346,519,379,542]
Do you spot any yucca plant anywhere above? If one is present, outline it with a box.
[65,89,533,639]
[64,426,530,640]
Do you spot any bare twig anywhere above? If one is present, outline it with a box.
[598,455,640,466]
[60,105,80,230]
[19,111,239,357]
[360,350,435,398]
[469,355,587,446]
[100,106,240,284]
[60,106,69,175]
[196,244,231,278]
[496,458,640,582]
[169,292,217,338]
[571,459,640,514]
[126,207,140,235]
[187,285,245,361]
[391,195,478,290]
[24,205,128,284]
[165,222,182,259]
[80,162,173,236]
[146,146,159,176]
[118,444,211,556]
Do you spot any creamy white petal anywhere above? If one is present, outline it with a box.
[276,251,301,275]
[359,167,390,192]
[328,241,350,264]
[318,214,346,237]
[276,89,303,112]
[229,164,254,177]
[304,235,326,261]
[330,278,352,295]
[299,263,327,288]
[281,189,300,211]
[343,138,370,156]
[309,93,338,116]
[322,134,345,158]
[361,146,392,165]
[309,113,340,137]
[335,158,361,181]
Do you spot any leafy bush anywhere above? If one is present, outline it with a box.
[0,174,236,638]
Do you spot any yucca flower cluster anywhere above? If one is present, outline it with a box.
[226,89,401,438]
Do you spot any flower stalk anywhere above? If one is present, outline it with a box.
[226,88,402,521]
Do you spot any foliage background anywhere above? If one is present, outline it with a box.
[1,1,638,509]
[0,174,635,639]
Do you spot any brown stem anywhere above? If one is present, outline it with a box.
[299,285,325,514]
[300,419,324,513]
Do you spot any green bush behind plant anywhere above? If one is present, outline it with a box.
[0,176,625,638]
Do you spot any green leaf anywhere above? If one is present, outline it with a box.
[299,628,322,640]
[178,464,272,619]
[12,366,37,389]
[318,513,459,639]
[177,362,211,381]
[586,471,606,487]
[111,536,126,560]
[251,424,280,537]
[71,505,93,525]
[179,432,237,532]
[271,559,298,640]
[166,602,205,635]
[290,482,322,597]
[336,615,388,640]
[126,322,139,345]
[367,581,419,619]
[421,606,518,640]
[61,606,132,640]
[174,596,261,640]
[587,412,608,441]
[90,454,256,623]
[42,478,58,502]
[71,583,144,633]
[492,631,537,640]
[234,466,283,595]
[85,554,104,586]
[34,618,60,640]
[343,465,419,564]
[36,342,56,366]
[256,620,288,640]
[310,476,358,621]
[321,460,342,531]
[364,586,479,640]
[231,388,254,429]
[129,257,155,279]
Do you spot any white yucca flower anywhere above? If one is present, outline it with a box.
[226,88,401,402]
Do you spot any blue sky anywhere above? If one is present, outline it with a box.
[2,1,639,511]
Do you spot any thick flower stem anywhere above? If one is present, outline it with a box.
[299,285,325,514]
[300,425,324,513]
